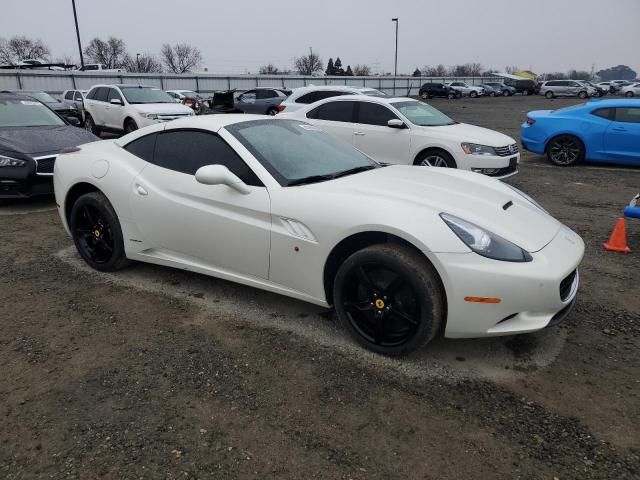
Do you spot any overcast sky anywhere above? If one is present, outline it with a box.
[2,0,639,75]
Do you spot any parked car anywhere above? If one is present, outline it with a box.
[538,80,596,99]
[15,59,65,71]
[418,83,461,99]
[277,86,386,114]
[521,99,640,166]
[478,83,503,96]
[166,90,205,115]
[5,90,82,124]
[446,82,484,98]
[234,88,289,115]
[482,82,516,96]
[577,81,606,97]
[596,82,613,93]
[503,79,537,95]
[62,89,89,120]
[620,83,640,97]
[0,92,98,200]
[280,95,520,178]
[75,63,126,73]
[83,84,194,135]
[54,114,583,356]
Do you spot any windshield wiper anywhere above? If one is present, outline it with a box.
[287,174,336,186]
[331,165,378,179]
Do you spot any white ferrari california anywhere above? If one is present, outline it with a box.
[54,115,584,356]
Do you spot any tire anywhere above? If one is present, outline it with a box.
[489,92,495,97]
[333,243,445,356]
[266,107,278,116]
[84,114,100,136]
[414,149,456,168]
[523,90,530,96]
[469,90,478,98]
[503,90,512,97]
[625,91,634,97]
[578,91,588,99]
[420,91,429,100]
[124,119,138,134]
[545,91,554,99]
[546,135,584,166]
[69,192,131,272]
[447,92,455,99]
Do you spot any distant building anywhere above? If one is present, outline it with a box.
[515,70,538,80]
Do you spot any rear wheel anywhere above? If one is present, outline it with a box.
[503,90,512,97]
[84,114,100,136]
[333,244,445,356]
[414,149,456,168]
[523,90,530,96]
[266,107,278,116]
[545,91,554,99]
[578,91,588,99]
[547,135,584,166]
[420,91,429,100]
[70,192,131,272]
[469,90,478,98]
[626,91,634,97]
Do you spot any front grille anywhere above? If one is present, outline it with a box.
[34,155,57,175]
[494,143,519,157]
[156,113,192,122]
[559,269,577,301]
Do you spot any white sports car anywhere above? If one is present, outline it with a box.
[54,115,584,356]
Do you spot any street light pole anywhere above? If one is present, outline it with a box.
[71,0,84,68]
[136,53,140,72]
[392,18,398,77]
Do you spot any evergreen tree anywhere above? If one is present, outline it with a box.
[326,58,335,76]
[345,65,353,76]
[334,57,344,76]
[412,68,422,77]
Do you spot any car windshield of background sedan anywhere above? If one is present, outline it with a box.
[362,89,387,97]
[0,98,65,127]
[391,101,456,126]
[27,92,58,103]
[226,119,379,186]
[120,87,175,104]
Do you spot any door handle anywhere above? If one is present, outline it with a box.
[354,132,365,136]
[135,184,148,196]
[612,127,627,132]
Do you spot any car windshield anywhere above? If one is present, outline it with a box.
[119,87,174,104]
[226,119,379,186]
[391,101,455,126]
[0,97,65,127]
[26,92,57,103]
[361,89,387,97]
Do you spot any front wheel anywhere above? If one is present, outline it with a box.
[578,91,588,99]
[626,91,634,97]
[469,90,478,98]
[545,91,554,99]
[547,135,584,166]
[414,149,456,168]
[70,192,131,272]
[84,114,100,136]
[333,244,445,356]
[420,92,429,100]
[124,119,138,134]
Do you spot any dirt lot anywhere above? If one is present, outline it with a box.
[1,95,639,479]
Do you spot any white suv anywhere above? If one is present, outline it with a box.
[83,84,194,135]
[277,85,386,114]
[446,82,485,98]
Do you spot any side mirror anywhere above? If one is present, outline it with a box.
[67,117,81,127]
[387,119,406,129]
[109,98,123,106]
[195,164,251,194]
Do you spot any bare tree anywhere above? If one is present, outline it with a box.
[123,54,163,73]
[54,54,77,67]
[353,64,371,76]
[259,63,280,75]
[0,35,50,64]
[84,37,128,69]
[567,69,591,80]
[294,52,323,75]
[161,43,202,73]
[467,62,483,76]
[422,64,448,77]
[505,65,520,74]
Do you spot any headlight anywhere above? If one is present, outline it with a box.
[505,184,548,213]
[440,213,532,262]
[0,155,27,167]
[139,112,158,120]
[461,143,497,156]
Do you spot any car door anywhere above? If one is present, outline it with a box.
[604,107,640,162]
[104,88,125,130]
[305,100,357,144]
[236,90,257,113]
[255,89,279,114]
[129,129,271,278]
[352,101,412,165]
[89,87,110,126]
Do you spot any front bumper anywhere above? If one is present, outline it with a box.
[433,225,584,338]
[455,152,520,179]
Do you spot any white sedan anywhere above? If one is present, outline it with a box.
[620,83,640,97]
[281,95,520,178]
[54,115,583,356]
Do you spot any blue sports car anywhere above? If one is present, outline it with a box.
[521,99,640,166]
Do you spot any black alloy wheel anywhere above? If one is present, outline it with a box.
[70,192,130,271]
[547,135,584,166]
[470,90,478,98]
[333,244,444,356]
[124,119,138,134]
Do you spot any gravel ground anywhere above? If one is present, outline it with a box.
[1,95,639,479]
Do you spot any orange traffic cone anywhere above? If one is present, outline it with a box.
[603,218,631,253]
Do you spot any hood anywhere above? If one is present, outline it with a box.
[0,125,99,156]
[417,123,515,147]
[307,166,561,253]
[130,103,193,115]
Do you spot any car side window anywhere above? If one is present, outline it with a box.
[154,130,263,186]
[107,88,123,103]
[356,102,399,126]
[313,101,355,122]
[95,87,109,102]
[614,108,640,124]
[124,133,157,162]
[74,92,83,101]
[86,88,97,100]
[296,92,317,104]
[591,108,613,120]
[256,90,277,99]
[239,90,256,102]
[64,91,74,100]
[315,91,346,102]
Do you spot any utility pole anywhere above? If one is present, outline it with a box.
[392,18,398,77]
[136,53,140,72]
[71,0,84,68]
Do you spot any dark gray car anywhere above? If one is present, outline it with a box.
[478,84,503,96]
[234,88,289,115]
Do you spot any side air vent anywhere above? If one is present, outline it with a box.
[279,218,317,242]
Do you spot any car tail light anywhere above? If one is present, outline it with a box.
[526,117,536,126]
[61,146,81,153]
[184,98,194,106]
[277,105,286,112]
